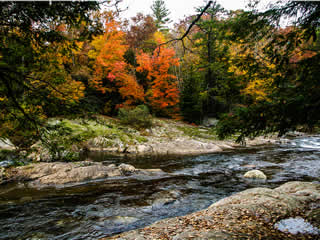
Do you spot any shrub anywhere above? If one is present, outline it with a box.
[118,105,153,130]
[40,122,80,162]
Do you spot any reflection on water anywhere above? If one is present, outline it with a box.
[0,136,319,239]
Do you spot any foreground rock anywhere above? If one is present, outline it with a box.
[108,182,320,239]
[6,162,166,188]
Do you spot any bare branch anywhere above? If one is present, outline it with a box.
[99,0,128,15]
[157,1,213,53]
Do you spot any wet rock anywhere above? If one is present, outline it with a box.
[242,164,256,169]
[149,139,223,155]
[109,182,320,240]
[0,160,15,168]
[0,139,15,150]
[243,169,267,179]
[111,216,139,225]
[307,208,320,228]
[0,167,5,183]
[138,168,165,176]
[136,145,153,154]
[285,131,305,138]
[119,163,136,174]
[148,190,180,210]
[274,217,320,235]
[6,162,167,188]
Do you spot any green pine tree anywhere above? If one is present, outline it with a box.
[151,0,172,32]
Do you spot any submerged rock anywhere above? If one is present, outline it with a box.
[147,190,180,210]
[244,169,267,179]
[108,182,320,239]
[6,161,167,188]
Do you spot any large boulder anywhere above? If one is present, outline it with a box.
[244,169,267,179]
[6,161,166,188]
[108,182,320,240]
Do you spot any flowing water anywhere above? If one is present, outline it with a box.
[0,136,319,240]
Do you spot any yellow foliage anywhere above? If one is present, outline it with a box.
[242,76,274,102]
[228,39,280,102]
[0,96,7,102]
[88,35,105,59]
[153,31,167,44]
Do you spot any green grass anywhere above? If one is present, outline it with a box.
[176,125,219,140]
[52,118,148,147]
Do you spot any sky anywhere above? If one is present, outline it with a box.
[118,0,270,26]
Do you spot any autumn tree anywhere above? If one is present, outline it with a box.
[0,1,99,147]
[123,13,157,82]
[89,12,144,114]
[125,13,157,50]
[136,32,180,117]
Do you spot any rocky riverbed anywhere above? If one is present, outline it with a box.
[108,181,320,240]
[0,136,320,239]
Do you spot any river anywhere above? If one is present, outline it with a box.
[0,136,319,239]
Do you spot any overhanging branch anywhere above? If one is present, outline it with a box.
[157,1,213,52]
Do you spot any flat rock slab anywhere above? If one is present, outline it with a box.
[107,181,320,240]
[7,162,166,188]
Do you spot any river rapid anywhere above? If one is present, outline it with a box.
[0,136,319,240]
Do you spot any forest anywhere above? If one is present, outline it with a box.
[1,0,319,150]
[1,1,320,239]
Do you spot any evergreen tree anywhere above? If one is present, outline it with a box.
[180,69,203,124]
[194,2,237,119]
[151,0,172,31]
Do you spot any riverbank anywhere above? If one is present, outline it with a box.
[0,116,283,185]
[107,181,320,240]
[25,116,284,161]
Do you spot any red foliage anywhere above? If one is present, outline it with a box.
[90,14,144,107]
[137,45,180,117]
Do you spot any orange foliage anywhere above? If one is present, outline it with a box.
[277,27,317,64]
[136,37,180,117]
[90,13,144,106]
